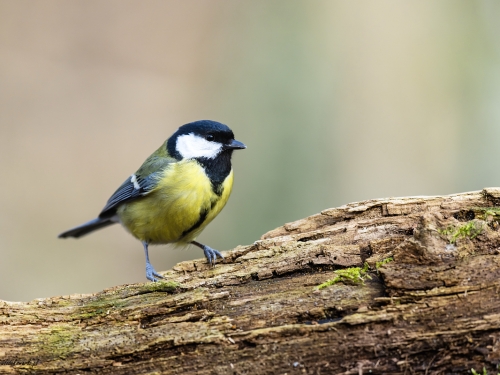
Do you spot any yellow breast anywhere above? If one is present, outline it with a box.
[116,160,234,244]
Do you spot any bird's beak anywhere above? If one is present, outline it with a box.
[226,139,246,150]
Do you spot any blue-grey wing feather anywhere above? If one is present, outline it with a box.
[99,173,161,218]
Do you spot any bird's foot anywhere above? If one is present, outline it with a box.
[202,245,224,267]
[146,263,164,282]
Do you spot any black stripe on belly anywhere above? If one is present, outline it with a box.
[181,208,209,239]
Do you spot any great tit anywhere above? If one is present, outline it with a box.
[59,120,246,282]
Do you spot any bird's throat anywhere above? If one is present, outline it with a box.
[196,150,233,196]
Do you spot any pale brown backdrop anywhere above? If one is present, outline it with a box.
[1,0,500,301]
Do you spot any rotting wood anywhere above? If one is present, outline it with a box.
[2,189,500,374]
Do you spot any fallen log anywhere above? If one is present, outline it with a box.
[2,189,500,374]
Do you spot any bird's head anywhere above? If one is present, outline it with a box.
[167,120,246,161]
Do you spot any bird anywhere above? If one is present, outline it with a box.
[59,120,246,282]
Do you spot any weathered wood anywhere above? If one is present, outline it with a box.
[2,189,500,374]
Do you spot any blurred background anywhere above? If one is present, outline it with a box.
[1,1,500,301]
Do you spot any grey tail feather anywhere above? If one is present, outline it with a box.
[58,218,116,239]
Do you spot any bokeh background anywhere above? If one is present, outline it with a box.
[2,1,500,301]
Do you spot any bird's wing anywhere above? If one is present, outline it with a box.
[98,174,158,218]
[98,157,174,218]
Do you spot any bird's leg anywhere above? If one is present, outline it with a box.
[191,241,224,267]
[143,241,164,282]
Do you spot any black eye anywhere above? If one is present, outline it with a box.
[205,134,215,141]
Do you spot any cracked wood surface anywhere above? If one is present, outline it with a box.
[2,188,500,374]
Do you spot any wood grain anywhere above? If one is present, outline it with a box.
[2,189,500,374]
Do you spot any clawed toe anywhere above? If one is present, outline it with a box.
[203,246,224,267]
[146,265,164,282]
[190,241,224,268]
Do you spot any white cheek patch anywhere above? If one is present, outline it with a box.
[176,133,223,159]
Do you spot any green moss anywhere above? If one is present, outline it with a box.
[439,221,483,244]
[452,221,483,243]
[471,367,500,375]
[375,257,393,270]
[137,280,179,293]
[38,324,76,358]
[361,262,370,273]
[437,226,454,236]
[73,281,180,320]
[483,208,500,217]
[74,292,131,319]
[74,295,129,320]
[316,263,371,290]
[473,207,500,219]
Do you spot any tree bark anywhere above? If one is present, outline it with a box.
[2,189,500,374]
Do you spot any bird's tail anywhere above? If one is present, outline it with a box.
[58,217,117,238]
